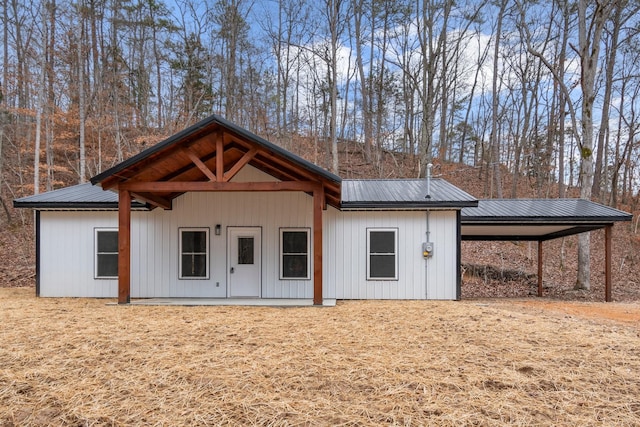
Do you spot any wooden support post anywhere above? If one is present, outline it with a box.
[118,189,131,304]
[605,225,612,302]
[216,132,224,180]
[537,241,543,297]
[313,186,323,305]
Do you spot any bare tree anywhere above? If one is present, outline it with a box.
[574,0,615,290]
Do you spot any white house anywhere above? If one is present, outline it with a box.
[14,115,478,304]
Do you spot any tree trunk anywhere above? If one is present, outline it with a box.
[575,0,610,291]
[489,0,506,198]
[353,0,372,162]
[592,1,623,200]
[557,0,569,199]
[77,6,86,183]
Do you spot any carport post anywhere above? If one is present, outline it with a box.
[605,225,612,302]
[537,241,543,297]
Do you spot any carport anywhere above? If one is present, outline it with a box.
[461,199,633,301]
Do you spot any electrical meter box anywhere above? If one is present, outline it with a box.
[422,242,434,258]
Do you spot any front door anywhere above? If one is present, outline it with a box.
[227,227,262,297]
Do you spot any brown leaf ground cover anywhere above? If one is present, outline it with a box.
[1,287,640,426]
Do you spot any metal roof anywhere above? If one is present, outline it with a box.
[461,199,633,241]
[13,183,148,210]
[340,178,478,209]
[462,198,632,222]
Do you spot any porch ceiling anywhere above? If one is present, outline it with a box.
[90,115,342,209]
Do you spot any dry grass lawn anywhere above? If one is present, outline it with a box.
[1,287,639,426]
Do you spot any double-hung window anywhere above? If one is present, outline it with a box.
[95,229,118,279]
[367,228,398,280]
[179,228,209,279]
[280,228,310,280]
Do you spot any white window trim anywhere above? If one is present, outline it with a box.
[280,227,311,280]
[179,227,210,280]
[366,228,399,281]
[95,228,118,280]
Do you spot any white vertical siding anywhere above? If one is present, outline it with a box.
[425,211,458,299]
[40,211,119,297]
[39,166,315,298]
[38,165,459,300]
[324,208,458,300]
[134,189,314,298]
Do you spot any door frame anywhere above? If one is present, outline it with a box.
[226,226,262,298]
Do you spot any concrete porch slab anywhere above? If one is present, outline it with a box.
[115,298,337,307]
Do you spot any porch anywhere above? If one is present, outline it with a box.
[120,298,337,307]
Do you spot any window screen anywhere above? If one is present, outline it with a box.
[180,228,209,279]
[96,229,118,278]
[281,229,310,279]
[367,229,397,280]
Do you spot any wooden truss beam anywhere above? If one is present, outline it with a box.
[131,192,172,210]
[223,147,257,182]
[119,180,322,193]
[216,131,224,181]
[185,148,217,181]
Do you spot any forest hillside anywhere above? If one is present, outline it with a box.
[2,135,639,301]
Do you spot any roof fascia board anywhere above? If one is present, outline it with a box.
[461,217,629,224]
[340,201,478,210]
[13,201,148,210]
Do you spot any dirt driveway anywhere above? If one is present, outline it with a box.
[490,299,640,325]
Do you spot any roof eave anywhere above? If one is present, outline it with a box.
[340,200,478,210]
[461,215,632,224]
[13,201,148,210]
[90,117,220,185]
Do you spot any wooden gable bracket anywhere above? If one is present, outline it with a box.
[131,192,172,210]
[185,148,217,182]
[119,180,322,193]
[223,147,258,182]
[216,132,224,181]
[183,140,258,184]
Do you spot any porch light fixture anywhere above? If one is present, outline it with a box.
[215,224,221,235]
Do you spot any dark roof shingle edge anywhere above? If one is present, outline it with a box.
[461,199,633,223]
[340,178,478,209]
[13,183,147,210]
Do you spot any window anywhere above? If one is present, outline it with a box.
[280,228,310,279]
[367,228,398,280]
[179,228,209,279]
[238,237,255,265]
[95,229,118,279]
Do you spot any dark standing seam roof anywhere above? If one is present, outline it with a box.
[15,178,479,210]
[90,114,341,186]
[341,179,478,209]
[12,183,147,209]
[461,199,633,223]
[461,199,633,241]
